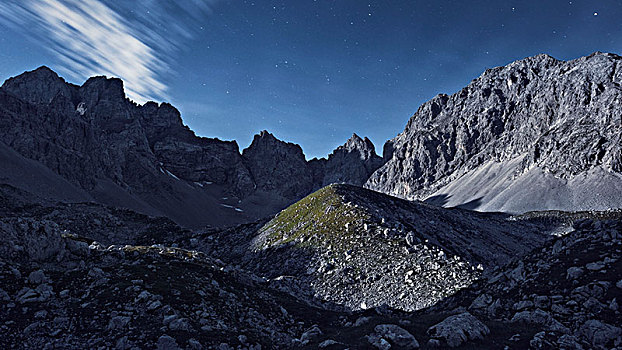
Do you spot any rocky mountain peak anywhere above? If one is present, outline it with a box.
[341,133,376,154]
[242,130,312,199]
[1,65,77,105]
[17,65,59,81]
[79,76,126,105]
[244,130,306,159]
[346,132,364,143]
[141,102,183,129]
[367,52,622,213]
[314,133,385,188]
[258,129,274,138]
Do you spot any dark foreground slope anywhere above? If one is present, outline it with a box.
[367,52,622,214]
[0,186,337,348]
[201,184,557,312]
[0,232,332,349]
[1,183,620,349]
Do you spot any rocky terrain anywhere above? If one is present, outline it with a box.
[424,214,622,349]
[0,220,322,348]
[0,184,339,348]
[1,182,620,349]
[367,52,622,213]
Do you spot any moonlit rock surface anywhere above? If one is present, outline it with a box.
[366,52,622,213]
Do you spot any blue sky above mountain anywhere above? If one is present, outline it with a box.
[0,0,621,158]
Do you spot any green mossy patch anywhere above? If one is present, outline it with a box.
[258,185,372,251]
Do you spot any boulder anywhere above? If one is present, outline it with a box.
[28,270,47,285]
[427,312,489,347]
[374,324,419,349]
[157,335,180,350]
[579,320,622,349]
[511,309,569,333]
[566,267,584,280]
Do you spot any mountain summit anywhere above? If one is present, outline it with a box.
[367,52,622,213]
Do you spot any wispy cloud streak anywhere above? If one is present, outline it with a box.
[0,0,219,103]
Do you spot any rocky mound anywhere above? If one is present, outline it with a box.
[201,184,555,312]
[366,52,622,214]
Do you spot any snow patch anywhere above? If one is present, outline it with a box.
[220,204,244,212]
[76,102,87,116]
[163,169,180,180]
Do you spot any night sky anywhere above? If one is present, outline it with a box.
[0,0,621,158]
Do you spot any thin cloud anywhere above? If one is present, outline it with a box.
[0,0,219,103]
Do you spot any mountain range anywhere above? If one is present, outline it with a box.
[1,52,621,231]
[0,66,383,228]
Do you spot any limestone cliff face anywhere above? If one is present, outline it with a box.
[366,52,622,213]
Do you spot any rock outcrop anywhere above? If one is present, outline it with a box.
[366,52,622,213]
[427,312,490,347]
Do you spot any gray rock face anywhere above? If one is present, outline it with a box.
[366,52,622,213]
[373,324,419,349]
[242,131,313,200]
[310,133,384,188]
[427,312,490,347]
